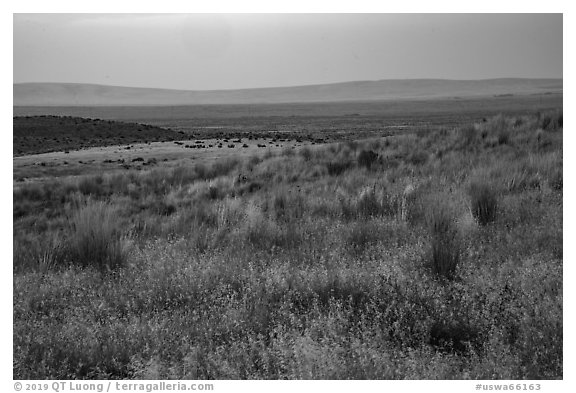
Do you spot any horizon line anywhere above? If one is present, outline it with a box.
[13,76,564,93]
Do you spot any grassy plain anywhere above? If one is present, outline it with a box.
[14,93,562,139]
[13,97,562,379]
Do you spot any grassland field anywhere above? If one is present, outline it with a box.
[13,95,563,379]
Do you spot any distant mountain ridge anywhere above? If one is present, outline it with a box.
[14,78,562,106]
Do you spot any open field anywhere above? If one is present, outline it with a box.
[14,137,318,180]
[13,98,562,379]
[13,92,562,121]
[14,94,562,181]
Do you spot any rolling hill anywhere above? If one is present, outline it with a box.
[13,116,178,156]
[13,78,562,106]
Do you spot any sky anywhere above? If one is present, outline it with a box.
[13,13,563,90]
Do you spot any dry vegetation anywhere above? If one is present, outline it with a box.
[13,116,180,156]
[13,110,562,379]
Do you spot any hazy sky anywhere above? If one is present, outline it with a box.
[13,13,563,90]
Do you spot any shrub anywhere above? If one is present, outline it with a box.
[489,114,508,134]
[170,165,198,185]
[16,182,46,201]
[271,192,288,221]
[426,199,460,280]
[535,129,553,150]
[429,321,478,353]
[407,150,428,166]
[400,183,422,223]
[475,115,511,146]
[67,201,127,271]
[154,200,177,216]
[348,185,397,219]
[468,179,498,225]
[266,188,305,223]
[247,154,262,167]
[356,186,382,218]
[211,157,240,178]
[236,181,262,195]
[548,168,563,191]
[263,149,275,160]
[380,155,401,171]
[357,149,378,169]
[242,203,299,250]
[497,129,510,145]
[345,221,380,255]
[36,235,66,271]
[346,140,359,151]
[325,161,352,176]
[282,146,295,156]
[13,234,66,273]
[300,146,313,161]
[78,175,104,196]
[539,110,563,131]
[457,125,478,149]
[105,173,130,195]
[368,139,382,150]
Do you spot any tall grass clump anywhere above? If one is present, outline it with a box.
[211,157,241,178]
[337,183,400,220]
[300,146,313,161]
[13,234,66,273]
[356,186,382,218]
[539,110,563,131]
[67,201,127,271]
[325,161,352,176]
[345,221,381,255]
[407,150,428,166]
[426,198,460,280]
[77,174,105,196]
[457,125,479,149]
[281,146,295,157]
[468,179,498,226]
[548,167,563,191]
[357,149,378,169]
[475,115,512,146]
[497,128,510,145]
[490,115,511,145]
